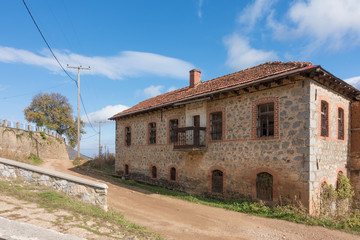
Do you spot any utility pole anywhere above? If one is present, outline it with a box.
[95,121,106,158]
[67,65,90,158]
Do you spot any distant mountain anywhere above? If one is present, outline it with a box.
[66,146,92,160]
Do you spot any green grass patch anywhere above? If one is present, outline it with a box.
[72,157,84,166]
[27,153,43,165]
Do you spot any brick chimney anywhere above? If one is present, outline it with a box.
[189,69,201,88]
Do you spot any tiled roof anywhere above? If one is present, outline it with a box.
[110,61,314,119]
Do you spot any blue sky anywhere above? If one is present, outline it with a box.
[1,0,360,157]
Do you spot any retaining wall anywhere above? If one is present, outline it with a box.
[0,157,108,210]
[0,124,69,161]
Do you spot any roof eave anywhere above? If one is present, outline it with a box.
[110,65,360,120]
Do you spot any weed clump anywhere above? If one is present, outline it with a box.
[27,153,43,165]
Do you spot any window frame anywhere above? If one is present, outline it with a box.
[151,165,158,179]
[257,102,275,138]
[125,126,131,147]
[169,167,177,181]
[320,100,329,137]
[208,166,226,195]
[338,107,344,140]
[210,112,223,140]
[169,119,179,143]
[148,122,157,144]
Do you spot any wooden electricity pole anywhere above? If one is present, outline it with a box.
[67,65,90,158]
[95,121,106,157]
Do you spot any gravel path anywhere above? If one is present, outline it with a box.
[42,158,360,240]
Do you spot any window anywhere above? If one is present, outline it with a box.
[193,115,200,145]
[257,103,274,137]
[169,119,178,143]
[170,167,176,181]
[256,172,273,201]
[338,108,344,140]
[151,166,157,179]
[125,127,131,146]
[211,170,223,194]
[321,101,329,137]
[193,115,200,127]
[124,164,129,176]
[336,171,344,190]
[210,112,222,140]
[149,122,156,144]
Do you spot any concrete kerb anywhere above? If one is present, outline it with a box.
[0,157,108,210]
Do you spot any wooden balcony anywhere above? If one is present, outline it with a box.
[173,126,207,151]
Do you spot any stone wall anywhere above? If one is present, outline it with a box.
[115,77,351,211]
[0,157,108,210]
[0,125,69,161]
[308,80,350,213]
[116,78,313,207]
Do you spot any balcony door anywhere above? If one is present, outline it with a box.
[193,115,200,145]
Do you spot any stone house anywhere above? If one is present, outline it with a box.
[110,61,360,212]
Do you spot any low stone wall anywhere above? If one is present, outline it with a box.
[0,157,108,211]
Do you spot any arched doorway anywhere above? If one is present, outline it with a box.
[212,170,223,194]
[256,172,273,201]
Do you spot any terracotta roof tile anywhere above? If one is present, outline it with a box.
[110,61,313,119]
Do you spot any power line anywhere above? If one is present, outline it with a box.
[23,0,99,137]
[80,94,98,133]
[22,0,76,84]
[81,133,99,140]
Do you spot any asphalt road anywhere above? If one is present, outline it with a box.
[0,216,85,240]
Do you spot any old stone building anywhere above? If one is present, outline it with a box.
[110,61,360,212]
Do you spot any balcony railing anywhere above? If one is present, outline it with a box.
[173,126,206,150]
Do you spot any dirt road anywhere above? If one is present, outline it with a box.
[41,159,360,240]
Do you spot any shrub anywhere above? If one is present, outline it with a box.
[40,131,46,140]
[319,175,355,219]
[85,149,115,173]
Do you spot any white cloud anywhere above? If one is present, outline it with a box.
[223,34,277,69]
[344,76,360,88]
[143,85,164,97]
[0,46,195,80]
[167,86,177,92]
[198,0,203,18]
[237,0,277,29]
[268,0,360,50]
[82,104,129,124]
[0,46,59,71]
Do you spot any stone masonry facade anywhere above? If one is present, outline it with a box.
[308,80,350,212]
[115,77,351,211]
[111,62,359,213]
